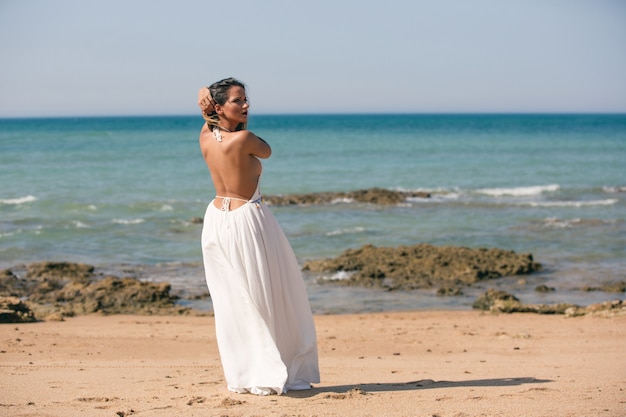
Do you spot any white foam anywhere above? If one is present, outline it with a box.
[73,221,90,228]
[440,192,461,200]
[330,197,354,204]
[543,217,610,228]
[523,199,618,208]
[320,270,354,281]
[326,226,365,236]
[478,184,560,197]
[407,192,460,203]
[406,196,432,203]
[0,195,37,205]
[543,217,580,228]
[112,218,145,225]
[603,186,626,194]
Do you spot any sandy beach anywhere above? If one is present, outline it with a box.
[1,310,624,417]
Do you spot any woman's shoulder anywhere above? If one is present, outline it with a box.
[198,123,211,143]
[234,130,271,158]
[231,129,261,142]
[233,128,254,136]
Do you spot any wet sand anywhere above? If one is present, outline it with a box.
[1,311,625,416]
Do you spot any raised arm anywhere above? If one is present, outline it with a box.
[242,131,272,159]
[198,87,214,116]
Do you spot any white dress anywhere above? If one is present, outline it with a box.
[201,180,320,395]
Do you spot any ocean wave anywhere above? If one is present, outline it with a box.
[318,270,354,281]
[112,218,145,225]
[603,186,626,194]
[523,199,618,208]
[326,226,365,236]
[73,221,91,229]
[407,192,460,203]
[477,184,560,197]
[0,195,37,205]
[542,217,614,228]
[330,197,354,204]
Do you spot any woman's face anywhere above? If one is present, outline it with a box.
[219,86,249,125]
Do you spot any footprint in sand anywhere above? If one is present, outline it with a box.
[186,396,206,406]
[325,388,368,399]
[219,397,245,407]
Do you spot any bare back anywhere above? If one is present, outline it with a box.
[199,124,271,210]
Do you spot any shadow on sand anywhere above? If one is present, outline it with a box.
[287,377,552,398]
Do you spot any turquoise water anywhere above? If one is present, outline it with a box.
[1,114,625,312]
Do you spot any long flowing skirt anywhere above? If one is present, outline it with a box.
[201,198,320,395]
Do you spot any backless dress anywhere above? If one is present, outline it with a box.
[201,177,320,395]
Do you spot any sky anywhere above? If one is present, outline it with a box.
[0,0,625,117]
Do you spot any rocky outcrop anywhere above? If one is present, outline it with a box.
[264,187,431,206]
[0,262,188,321]
[303,243,541,291]
[473,288,626,317]
[190,188,432,223]
[0,296,36,323]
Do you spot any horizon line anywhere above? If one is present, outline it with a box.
[2,111,626,120]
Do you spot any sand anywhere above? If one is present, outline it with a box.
[1,311,624,417]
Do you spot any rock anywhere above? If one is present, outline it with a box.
[472,289,625,316]
[44,311,66,322]
[437,287,464,296]
[0,269,27,297]
[472,289,521,311]
[22,262,95,302]
[190,188,432,223]
[0,262,188,320]
[26,261,94,280]
[0,296,37,323]
[535,284,555,293]
[472,288,576,314]
[263,187,431,206]
[303,243,541,291]
[565,300,626,317]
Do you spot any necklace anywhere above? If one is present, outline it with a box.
[212,125,232,142]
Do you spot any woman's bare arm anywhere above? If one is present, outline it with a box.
[242,131,271,159]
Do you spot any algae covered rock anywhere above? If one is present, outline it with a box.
[303,243,541,291]
[472,289,624,316]
[0,262,186,320]
[0,296,37,323]
[264,187,430,206]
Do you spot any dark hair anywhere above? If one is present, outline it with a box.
[209,77,246,106]
[204,77,247,130]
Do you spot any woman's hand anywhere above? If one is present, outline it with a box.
[198,87,214,115]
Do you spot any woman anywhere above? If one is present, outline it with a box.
[197,78,320,395]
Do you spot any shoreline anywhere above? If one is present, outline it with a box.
[2,259,625,322]
[2,310,625,416]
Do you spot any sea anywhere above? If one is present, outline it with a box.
[1,114,625,314]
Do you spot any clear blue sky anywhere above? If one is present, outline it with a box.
[1,0,625,117]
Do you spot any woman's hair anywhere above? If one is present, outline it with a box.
[203,77,247,131]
